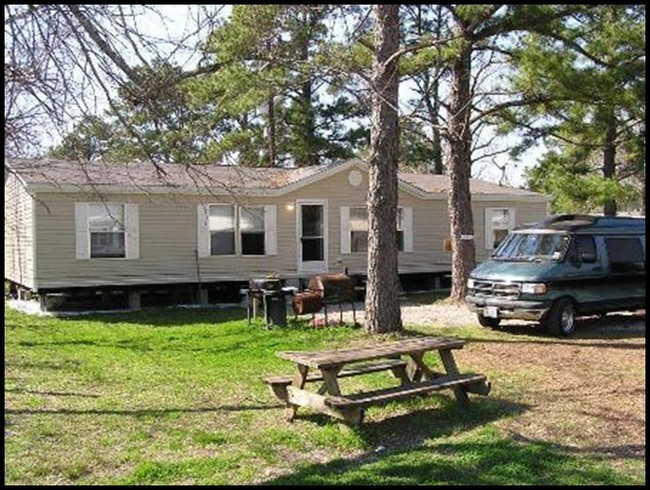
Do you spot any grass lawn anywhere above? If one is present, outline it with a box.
[4,303,645,485]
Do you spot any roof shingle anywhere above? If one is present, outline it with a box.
[6,157,544,198]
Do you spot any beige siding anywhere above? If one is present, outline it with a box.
[473,201,548,264]
[34,192,295,289]
[31,167,548,289]
[286,171,548,275]
[4,174,35,288]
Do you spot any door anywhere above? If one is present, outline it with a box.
[297,200,328,273]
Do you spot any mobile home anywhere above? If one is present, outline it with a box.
[5,158,550,310]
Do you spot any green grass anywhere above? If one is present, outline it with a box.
[4,304,644,485]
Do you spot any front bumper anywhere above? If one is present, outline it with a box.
[465,294,551,321]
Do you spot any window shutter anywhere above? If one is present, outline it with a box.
[125,204,139,259]
[485,208,493,250]
[264,205,277,256]
[75,203,90,259]
[403,206,413,253]
[340,206,350,254]
[197,204,210,258]
[508,207,517,230]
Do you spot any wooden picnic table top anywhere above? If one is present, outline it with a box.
[277,336,466,369]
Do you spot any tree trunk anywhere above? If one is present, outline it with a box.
[365,4,403,334]
[431,75,444,175]
[422,60,444,175]
[266,93,276,167]
[430,6,444,175]
[447,23,476,303]
[416,5,444,175]
[300,85,318,166]
[602,113,617,216]
[299,14,320,165]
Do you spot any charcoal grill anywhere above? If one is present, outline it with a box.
[247,278,287,327]
[292,273,357,325]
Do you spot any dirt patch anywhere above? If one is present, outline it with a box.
[457,327,645,462]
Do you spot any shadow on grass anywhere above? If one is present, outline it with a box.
[472,317,646,349]
[264,435,641,485]
[4,387,99,398]
[10,305,359,332]
[9,338,257,354]
[56,305,249,326]
[294,395,526,453]
[508,432,645,461]
[495,312,644,338]
[4,304,253,326]
[263,397,534,485]
[401,330,644,353]
[5,402,276,417]
[264,397,640,486]
[408,311,645,349]
[4,359,84,371]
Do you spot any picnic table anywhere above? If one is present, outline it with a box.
[263,336,491,425]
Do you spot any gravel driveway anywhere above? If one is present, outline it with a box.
[333,298,646,334]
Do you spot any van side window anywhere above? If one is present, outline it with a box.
[565,235,597,264]
[575,235,597,258]
[605,237,645,273]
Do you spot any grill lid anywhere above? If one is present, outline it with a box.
[249,278,282,291]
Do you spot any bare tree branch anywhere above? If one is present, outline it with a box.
[66,5,141,83]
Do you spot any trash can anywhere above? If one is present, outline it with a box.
[264,290,287,327]
[248,278,286,327]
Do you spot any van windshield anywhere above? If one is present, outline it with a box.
[492,232,571,262]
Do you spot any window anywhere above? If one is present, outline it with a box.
[574,235,597,258]
[240,207,265,255]
[605,237,645,273]
[209,205,235,255]
[198,204,276,258]
[88,203,126,258]
[485,208,516,250]
[494,232,570,261]
[350,207,368,253]
[76,202,138,260]
[346,206,405,253]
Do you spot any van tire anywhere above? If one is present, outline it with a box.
[477,314,501,329]
[544,298,576,336]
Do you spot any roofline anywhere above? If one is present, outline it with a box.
[23,182,551,202]
[14,157,551,202]
[16,158,423,199]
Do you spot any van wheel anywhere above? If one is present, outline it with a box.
[477,314,501,329]
[544,298,576,336]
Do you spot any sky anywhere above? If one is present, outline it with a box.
[140,5,544,188]
[28,5,542,188]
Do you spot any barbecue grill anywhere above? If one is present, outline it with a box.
[247,278,287,327]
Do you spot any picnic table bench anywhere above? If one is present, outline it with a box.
[263,336,491,425]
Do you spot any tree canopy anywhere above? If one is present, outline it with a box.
[502,5,645,215]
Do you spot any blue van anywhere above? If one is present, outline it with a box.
[465,214,645,336]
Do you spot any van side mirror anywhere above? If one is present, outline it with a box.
[580,252,597,264]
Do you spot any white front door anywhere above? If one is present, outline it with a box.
[297,200,328,273]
